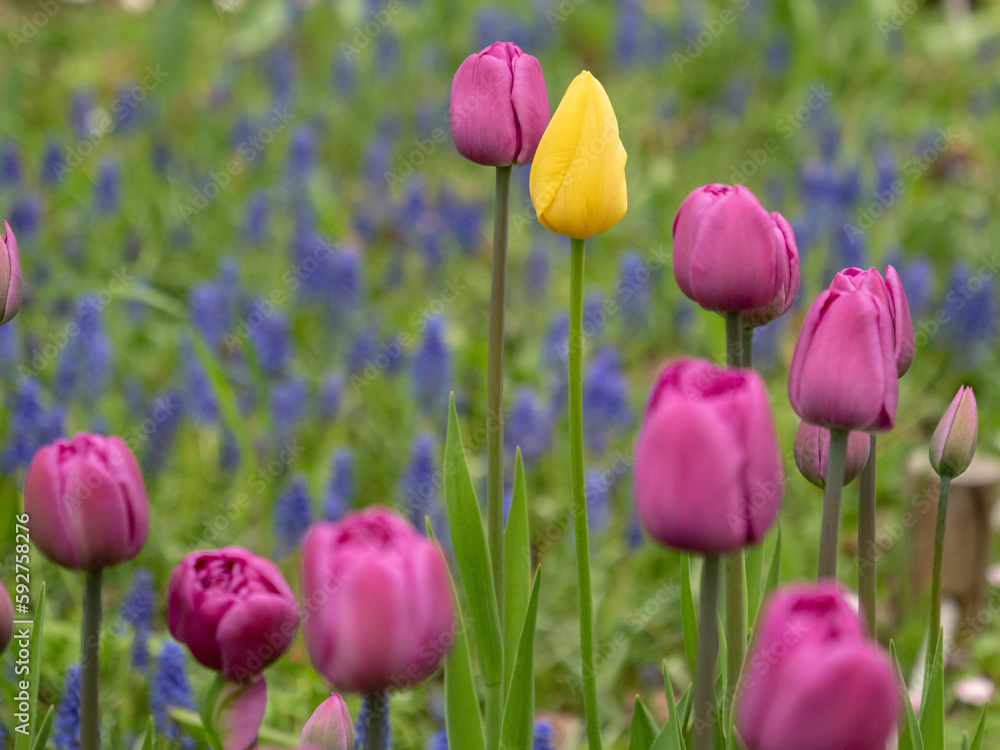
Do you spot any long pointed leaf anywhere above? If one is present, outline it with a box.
[443,394,503,688]
[627,696,659,750]
[681,554,698,679]
[499,570,542,750]
[504,449,531,694]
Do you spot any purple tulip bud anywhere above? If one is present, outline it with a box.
[788,288,898,432]
[737,583,898,750]
[450,42,550,167]
[301,693,355,750]
[830,265,914,376]
[24,433,150,571]
[167,547,300,683]
[0,581,12,653]
[213,675,268,750]
[301,507,454,694]
[793,422,872,488]
[672,185,799,324]
[633,358,783,553]
[0,221,22,325]
[929,386,977,478]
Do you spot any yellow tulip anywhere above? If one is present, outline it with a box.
[529,71,627,240]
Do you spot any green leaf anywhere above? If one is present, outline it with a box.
[29,707,53,750]
[504,449,531,694]
[969,703,989,750]
[891,641,923,750]
[443,395,503,688]
[919,629,944,750]
[15,582,45,750]
[499,570,542,750]
[627,696,659,750]
[681,554,698,679]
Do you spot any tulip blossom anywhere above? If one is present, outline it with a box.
[633,358,783,553]
[450,42,550,167]
[672,185,799,323]
[930,386,977,478]
[0,581,12,653]
[1,221,22,325]
[793,421,871,488]
[737,583,897,750]
[301,693,355,750]
[830,265,914,376]
[24,433,149,571]
[529,71,627,239]
[301,507,454,694]
[167,547,300,683]
[788,288,898,432]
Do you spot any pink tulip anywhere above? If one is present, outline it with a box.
[1,221,23,325]
[830,265,914,376]
[788,288,898,432]
[930,386,977,478]
[793,422,872,488]
[633,358,783,553]
[450,42,550,167]
[737,583,898,750]
[24,433,149,571]
[301,507,454,694]
[672,184,799,323]
[301,693,355,750]
[167,547,300,683]
[0,581,12,653]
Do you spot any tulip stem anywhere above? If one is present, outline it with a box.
[723,312,745,726]
[570,237,602,750]
[858,434,877,637]
[818,428,849,580]
[692,554,721,750]
[361,691,389,750]
[742,327,753,369]
[928,475,951,657]
[81,569,103,750]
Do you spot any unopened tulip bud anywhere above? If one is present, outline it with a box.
[793,422,871,488]
[0,221,22,325]
[301,693,355,750]
[930,386,977,478]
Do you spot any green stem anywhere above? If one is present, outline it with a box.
[81,569,103,750]
[692,555,721,750]
[928,475,952,652]
[858,434,877,637]
[570,237,602,750]
[742,327,753,369]
[362,692,389,750]
[817,429,849,580]
[723,312,745,727]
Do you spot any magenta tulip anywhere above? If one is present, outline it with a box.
[0,581,12,653]
[24,433,149,571]
[167,547,300,683]
[450,42,550,167]
[788,287,898,432]
[830,265,914,376]
[633,358,783,553]
[737,583,897,750]
[301,507,454,694]
[930,386,977,478]
[301,693,355,750]
[672,184,799,323]
[793,421,872,488]
[1,221,22,325]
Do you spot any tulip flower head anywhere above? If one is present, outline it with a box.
[737,583,897,750]
[529,71,627,239]
[301,693,355,750]
[672,185,799,323]
[633,358,783,553]
[930,386,977,478]
[793,421,872,488]
[1,221,22,325]
[167,547,300,683]
[24,433,149,571]
[788,287,898,432]
[450,42,550,167]
[301,507,454,694]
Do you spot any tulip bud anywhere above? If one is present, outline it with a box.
[672,185,799,323]
[301,507,454,694]
[0,581,13,653]
[301,693,355,750]
[633,358,783,553]
[450,42,550,167]
[24,433,150,571]
[793,422,871,488]
[1,221,23,325]
[529,71,627,240]
[213,675,268,750]
[737,583,897,750]
[167,547,300,683]
[788,288,898,433]
[829,265,914,376]
[929,386,977,478]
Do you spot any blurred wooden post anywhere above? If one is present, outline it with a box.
[907,451,1000,644]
